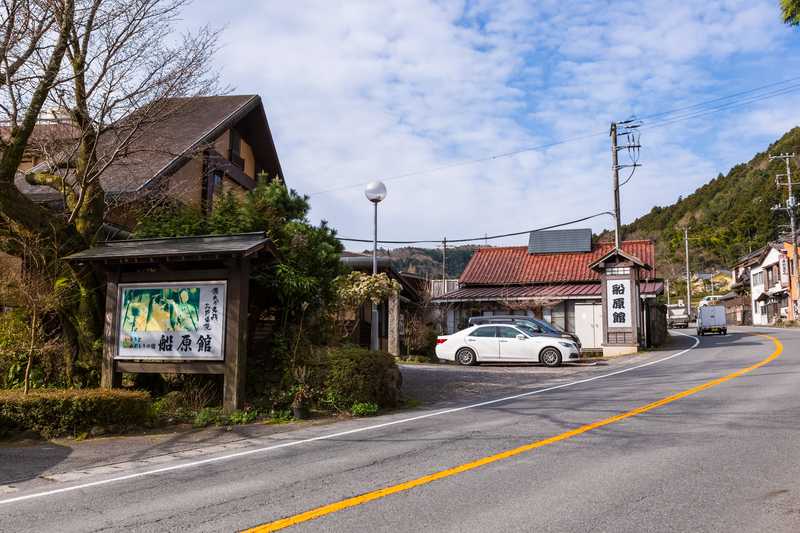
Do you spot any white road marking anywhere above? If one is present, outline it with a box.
[0,332,701,506]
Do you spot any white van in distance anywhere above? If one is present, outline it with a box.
[697,305,727,336]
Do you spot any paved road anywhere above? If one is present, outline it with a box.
[2,327,800,532]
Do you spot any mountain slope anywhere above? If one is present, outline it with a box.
[372,245,479,278]
[623,126,800,276]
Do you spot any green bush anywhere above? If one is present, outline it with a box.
[227,409,258,425]
[191,407,259,427]
[323,346,402,410]
[192,407,223,428]
[0,388,152,439]
[350,401,379,417]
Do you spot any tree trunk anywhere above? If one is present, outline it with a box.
[0,1,108,385]
[24,309,36,394]
[59,262,104,385]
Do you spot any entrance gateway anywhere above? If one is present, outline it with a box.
[589,248,651,357]
[66,232,276,412]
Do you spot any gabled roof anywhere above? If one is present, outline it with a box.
[589,247,652,272]
[16,95,283,198]
[64,232,275,263]
[459,240,655,286]
[733,245,769,269]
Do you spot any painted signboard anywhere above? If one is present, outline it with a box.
[780,255,789,287]
[606,278,632,329]
[116,281,226,360]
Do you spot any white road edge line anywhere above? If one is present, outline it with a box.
[0,332,700,506]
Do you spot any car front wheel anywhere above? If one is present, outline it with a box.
[540,347,562,367]
[455,347,477,366]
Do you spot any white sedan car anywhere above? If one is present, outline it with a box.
[436,324,580,367]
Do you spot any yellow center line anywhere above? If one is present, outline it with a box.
[243,334,783,532]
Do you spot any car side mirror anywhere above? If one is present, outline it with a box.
[516,334,526,340]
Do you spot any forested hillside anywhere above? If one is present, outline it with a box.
[622,127,800,278]
[371,245,479,278]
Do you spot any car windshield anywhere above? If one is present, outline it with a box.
[532,318,563,333]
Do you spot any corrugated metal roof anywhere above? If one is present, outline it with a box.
[459,240,655,286]
[432,280,664,302]
[529,228,592,254]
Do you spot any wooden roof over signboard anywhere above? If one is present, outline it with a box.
[64,232,275,263]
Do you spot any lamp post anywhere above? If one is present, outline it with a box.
[365,181,387,351]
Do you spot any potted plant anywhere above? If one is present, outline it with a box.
[291,384,310,420]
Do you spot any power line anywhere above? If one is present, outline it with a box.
[637,75,800,121]
[337,210,613,245]
[309,77,800,196]
[643,82,800,130]
[309,130,608,196]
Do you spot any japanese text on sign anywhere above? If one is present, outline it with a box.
[116,281,226,360]
[606,279,631,328]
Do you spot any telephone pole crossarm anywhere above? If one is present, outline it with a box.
[770,153,799,319]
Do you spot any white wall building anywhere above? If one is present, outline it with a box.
[750,245,789,325]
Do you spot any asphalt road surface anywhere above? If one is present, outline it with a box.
[3,327,800,532]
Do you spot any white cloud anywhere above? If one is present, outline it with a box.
[181,0,800,249]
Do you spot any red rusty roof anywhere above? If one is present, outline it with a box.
[433,281,664,302]
[459,240,655,286]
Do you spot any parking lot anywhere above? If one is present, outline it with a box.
[399,337,682,407]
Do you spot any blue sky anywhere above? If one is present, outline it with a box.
[182,0,800,249]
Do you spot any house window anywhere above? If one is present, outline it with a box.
[606,266,630,276]
[228,128,244,169]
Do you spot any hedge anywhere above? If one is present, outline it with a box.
[0,388,153,439]
[323,346,402,410]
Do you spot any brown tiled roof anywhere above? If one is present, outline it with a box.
[15,95,268,198]
[433,280,664,302]
[1,121,80,145]
[459,240,655,285]
[100,95,260,193]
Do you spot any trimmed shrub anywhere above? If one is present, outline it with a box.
[323,346,402,410]
[0,388,153,439]
[350,401,379,417]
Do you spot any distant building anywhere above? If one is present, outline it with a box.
[14,95,284,229]
[692,270,732,294]
[750,244,790,325]
[431,230,663,352]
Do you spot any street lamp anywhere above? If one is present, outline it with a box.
[365,180,387,351]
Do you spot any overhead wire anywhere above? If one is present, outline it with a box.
[330,77,800,246]
[336,211,613,245]
[308,130,608,196]
[309,77,800,197]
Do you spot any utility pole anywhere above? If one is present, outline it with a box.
[610,119,641,250]
[770,152,798,320]
[683,226,691,316]
[610,122,621,250]
[442,237,447,283]
[666,278,670,306]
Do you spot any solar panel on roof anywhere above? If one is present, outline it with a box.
[528,228,592,254]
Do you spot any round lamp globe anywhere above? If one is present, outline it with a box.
[364,181,387,203]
